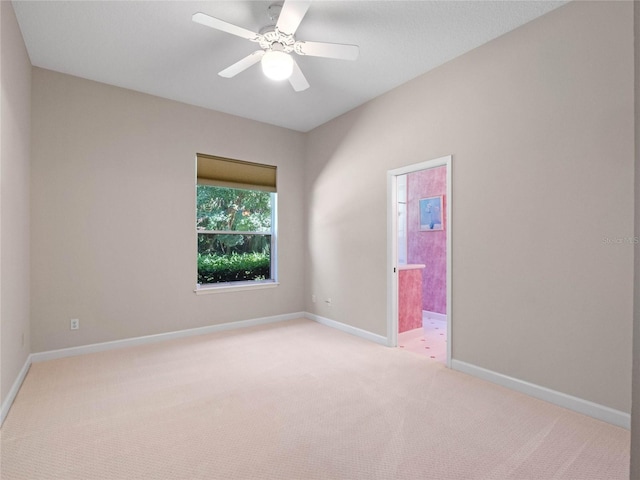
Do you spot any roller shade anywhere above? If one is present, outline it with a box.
[197,154,277,192]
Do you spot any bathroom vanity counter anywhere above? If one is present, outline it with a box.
[398,264,426,270]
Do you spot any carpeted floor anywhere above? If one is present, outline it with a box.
[0,318,630,479]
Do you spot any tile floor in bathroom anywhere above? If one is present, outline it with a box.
[398,316,447,364]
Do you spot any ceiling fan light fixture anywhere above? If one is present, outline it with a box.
[261,50,294,81]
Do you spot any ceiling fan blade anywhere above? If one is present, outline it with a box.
[288,59,310,92]
[276,0,312,36]
[219,50,265,78]
[296,41,359,61]
[192,12,259,41]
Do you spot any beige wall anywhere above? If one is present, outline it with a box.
[305,1,634,412]
[1,1,31,405]
[30,68,306,352]
[631,1,640,475]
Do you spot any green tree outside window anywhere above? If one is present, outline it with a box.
[197,186,274,285]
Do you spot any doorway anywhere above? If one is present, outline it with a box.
[387,156,452,367]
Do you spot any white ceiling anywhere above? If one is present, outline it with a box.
[12,0,566,132]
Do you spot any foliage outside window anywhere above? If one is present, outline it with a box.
[197,185,276,286]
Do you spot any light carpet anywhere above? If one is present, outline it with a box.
[0,318,630,479]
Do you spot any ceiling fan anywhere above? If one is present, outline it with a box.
[192,1,359,92]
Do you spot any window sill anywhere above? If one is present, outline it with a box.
[194,281,279,295]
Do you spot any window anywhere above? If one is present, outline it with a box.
[196,155,277,290]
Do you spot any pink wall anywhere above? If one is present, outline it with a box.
[398,268,424,333]
[407,166,447,314]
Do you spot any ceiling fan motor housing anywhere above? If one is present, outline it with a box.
[257,28,296,53]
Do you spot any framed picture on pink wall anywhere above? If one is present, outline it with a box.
[419,196,443,231]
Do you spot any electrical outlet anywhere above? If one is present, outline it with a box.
[325,298,332,307]
[70,318,79,330]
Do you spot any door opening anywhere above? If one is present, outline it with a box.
[387,156,452,367]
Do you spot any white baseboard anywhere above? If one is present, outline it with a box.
[451,359,630,429]
[423,310,447,322]
[304,312,388,346]
[31,312,306,363]
[1,354,33,427]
